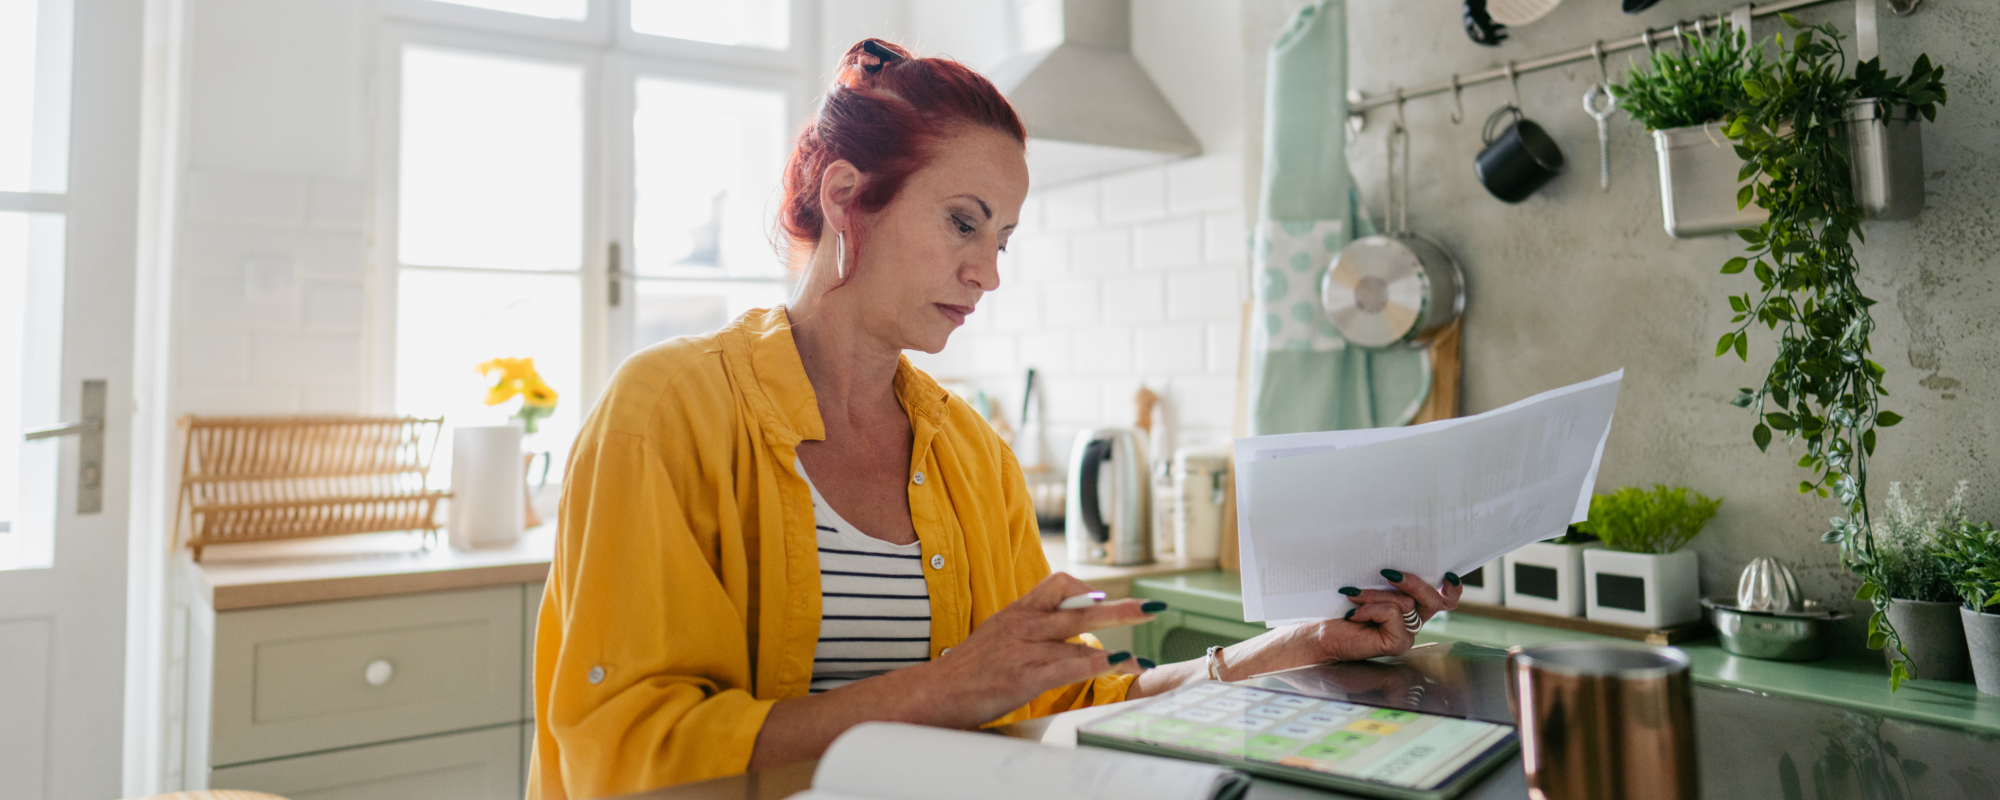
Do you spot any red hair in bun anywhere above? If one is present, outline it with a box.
[778,39,1026,273]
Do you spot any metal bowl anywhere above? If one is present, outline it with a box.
[1704,598,1849,661]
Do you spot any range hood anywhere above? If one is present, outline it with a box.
[987,0,1202,187]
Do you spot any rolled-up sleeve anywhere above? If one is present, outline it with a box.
[530,430,774,799]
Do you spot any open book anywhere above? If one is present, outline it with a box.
[793,722,1251,800]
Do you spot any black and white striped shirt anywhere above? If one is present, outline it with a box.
[798,463,933,694]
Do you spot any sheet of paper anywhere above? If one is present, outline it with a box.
[809,722,1249,800]
[1233,371,1622,622]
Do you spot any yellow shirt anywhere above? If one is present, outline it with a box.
[528,307,1134,799]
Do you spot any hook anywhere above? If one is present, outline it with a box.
[1591,40,1609,86]
[1641,28,1657,54]
[1504,61,1521,110]
[1449,73,1465,125]
[1673,21,1688,52]
[1692,16,1707,40]
[1393,86,1407,130]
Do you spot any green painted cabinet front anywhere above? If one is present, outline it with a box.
[1130,573,1262,664]
[209,723,522,800]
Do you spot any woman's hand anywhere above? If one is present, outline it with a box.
[1311,569,1462,662]
[900,572,1154,729]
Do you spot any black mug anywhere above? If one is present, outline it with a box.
[1476,105,1565,203]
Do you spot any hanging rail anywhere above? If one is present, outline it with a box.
[1348,0,1912,117]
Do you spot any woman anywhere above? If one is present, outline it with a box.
[528,39,1461,800]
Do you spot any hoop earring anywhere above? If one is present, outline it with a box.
[835,230,847,281]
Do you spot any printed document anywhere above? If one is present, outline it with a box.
[793,722,1250,800]
[1233,371,1622,623]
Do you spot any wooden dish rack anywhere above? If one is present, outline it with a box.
[174,415,448,560]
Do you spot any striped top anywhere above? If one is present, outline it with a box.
[797,462,933,694]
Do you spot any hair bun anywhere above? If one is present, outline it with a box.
[837,38,910,89]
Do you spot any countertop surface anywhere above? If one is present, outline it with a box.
[185,527,1210,612]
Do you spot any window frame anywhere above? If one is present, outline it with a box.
[369,0,814,427]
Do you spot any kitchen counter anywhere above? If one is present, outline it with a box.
[184,527,1209,612]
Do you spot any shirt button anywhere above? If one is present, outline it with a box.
[912,471,925,485]
[930,554,945,570]
[587,666,605,685]
[941,647,952,656]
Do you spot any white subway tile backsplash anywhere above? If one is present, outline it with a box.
[1071,228,1132,274]
[1168,156,1243,214]
[176,331,249,382]
[969,335,1019,376]
[304,284,365,331]
[184,170,308,226]
[1044,379,1103,424]
[302,385,363,414]
[1167,266,1243,321]
[1102,273,1165,324]
[294,229,368,279]
[1205,208,1248,264]
[182,276,302,330]
[1018,331,1072,374]
[1008,233,1070,283]
[986,284,1040,332]
[1073,328,1132,374]
[1134,216,1203,270]
[1208,321,1243,375]
[307,180,367,231]
[1041,278,1101,327]
[179,384,301,415]
[1170,376,1237,432]
[1136,324,1206,373]
[1099,167,1167,225]
[1015,195,1045,235]
[1042,182,1101,232]
[250,334,362,383]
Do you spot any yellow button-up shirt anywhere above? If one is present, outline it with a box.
[528,307,1134,799]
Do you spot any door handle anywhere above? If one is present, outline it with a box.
[21,379,105,514]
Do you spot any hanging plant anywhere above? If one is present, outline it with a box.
[1717,15,1945,690]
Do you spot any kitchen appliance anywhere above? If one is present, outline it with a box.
[1703,598,1847,661]
[1323,115,1465,348]
[1066,427,1153,566]
[1506,641,1698,800]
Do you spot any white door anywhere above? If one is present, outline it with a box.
[0,0,146,796]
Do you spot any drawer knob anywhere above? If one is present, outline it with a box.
[364,659,394,687]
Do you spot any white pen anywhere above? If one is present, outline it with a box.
[1056,591,1108,610]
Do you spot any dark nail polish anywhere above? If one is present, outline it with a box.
[1107,651,1132,665]
[1446,572,1462,586]
[1344,609,1356,621]
[1137,658,1157,669]
[1381,568,1405,583]
[1338,586,1361,597]
[1140,600,1169,614]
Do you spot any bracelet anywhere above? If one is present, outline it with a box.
[1205,645,1228,681]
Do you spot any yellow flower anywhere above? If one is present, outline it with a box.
[477,357,559,408]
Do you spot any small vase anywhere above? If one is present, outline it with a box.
[1961,606,2000,695]
[1883,598,1971,682]
[449,425,524,550]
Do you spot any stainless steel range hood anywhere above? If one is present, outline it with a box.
[988,0,1202,186]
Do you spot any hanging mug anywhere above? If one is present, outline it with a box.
[1476,105,1565,203]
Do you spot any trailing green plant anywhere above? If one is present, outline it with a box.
[1577,485,1722,554]
[1715,16,1947,690]
[1874,480,1966,603]
[1934,521,2000,612]
[1611,22,1765,131]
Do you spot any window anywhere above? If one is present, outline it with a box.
[379,0,805,489]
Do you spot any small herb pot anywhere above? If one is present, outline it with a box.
[1456,559,1504,605]
[1845,98,1926,221]
[1583,549,1701,628]
[1884,598,1971,682]
[1654,121,1769,238]
[1504,541,1601,617]
[1962,606,2000,695]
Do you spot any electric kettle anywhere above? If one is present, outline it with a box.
[1065,427,1153,566]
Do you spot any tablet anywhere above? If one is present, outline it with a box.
[1076,680,1517,800]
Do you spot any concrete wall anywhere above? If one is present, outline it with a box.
[1324,0,2000,630]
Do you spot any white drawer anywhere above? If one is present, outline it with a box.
[210,723,521,800]
[211,585,525,765]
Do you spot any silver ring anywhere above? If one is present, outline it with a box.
[1402,610,1423,633]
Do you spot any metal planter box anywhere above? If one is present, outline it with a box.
[1846,98,1925,221]
[1654,122,1766,238]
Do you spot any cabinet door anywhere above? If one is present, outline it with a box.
[524,579,546,721]
[209,724,522,800]
[1134,610,1267,664]
[211,585,525,765]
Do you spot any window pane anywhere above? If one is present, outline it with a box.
[426,0,585,20]
[397,269,581,490]
[0,0,72,193]
[0,212,65,571]
[632,78,788,278]
[630,0,789,50]
[633,279,787,351]
[400,46,583,271]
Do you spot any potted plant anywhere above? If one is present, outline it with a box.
[1504,527,1600,617]
[1576,486,1721,628]
[1715,16,1947,690]
[1873,481,1972,681]
[1935,520,2000,695]
[1612,21,1766,238]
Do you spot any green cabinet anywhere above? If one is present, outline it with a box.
[1131,572,1264,664]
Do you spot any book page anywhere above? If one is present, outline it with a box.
[1235,371,1621,622]
[808,723,1248,800]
